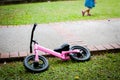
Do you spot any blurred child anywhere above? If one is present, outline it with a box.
[82,0,96,16]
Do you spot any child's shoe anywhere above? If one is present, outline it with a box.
[87,14,91,16]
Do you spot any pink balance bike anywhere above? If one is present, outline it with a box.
[23,24,91,73]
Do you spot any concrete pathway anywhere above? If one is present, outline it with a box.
[0,18,120,55]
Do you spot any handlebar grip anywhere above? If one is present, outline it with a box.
[32,23,37,32]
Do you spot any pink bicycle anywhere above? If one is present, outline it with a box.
[23,24,91,73]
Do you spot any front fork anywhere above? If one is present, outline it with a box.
[34,48,39,62]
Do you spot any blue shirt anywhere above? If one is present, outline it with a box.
[85,0,95,8]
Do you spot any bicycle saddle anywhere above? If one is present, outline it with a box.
[54,43,70,53]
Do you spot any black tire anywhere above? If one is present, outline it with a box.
[23,55,49,73]
[69,46,91,61]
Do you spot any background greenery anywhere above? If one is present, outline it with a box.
[0,0,120,25]
[0,0,70,5]
[0,53,120,80]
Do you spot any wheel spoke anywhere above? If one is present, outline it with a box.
[81,53,85,58]
[79,49,83,53]
[30,63,34,68]
[39,64,44,68]
[79,49,86,57]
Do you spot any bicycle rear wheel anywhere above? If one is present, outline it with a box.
[69,46,91,61]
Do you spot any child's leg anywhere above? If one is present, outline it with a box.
[86,8,91,16]
[82,8,91,16]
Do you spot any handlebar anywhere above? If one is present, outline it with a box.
[30,23,37,53]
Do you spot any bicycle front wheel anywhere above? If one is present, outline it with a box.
[23,55,49,73]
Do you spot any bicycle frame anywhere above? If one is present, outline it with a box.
[34,43,80,61]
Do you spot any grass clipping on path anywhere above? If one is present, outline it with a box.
[0,0,120,25]
[0,53,120,80]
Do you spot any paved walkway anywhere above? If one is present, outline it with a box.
[0,18,120,59]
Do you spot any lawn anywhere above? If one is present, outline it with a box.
[0,53,120,80]
[0,0,120,25]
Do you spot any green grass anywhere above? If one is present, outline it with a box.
[0,53,120,80]
[0,0,120,25]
